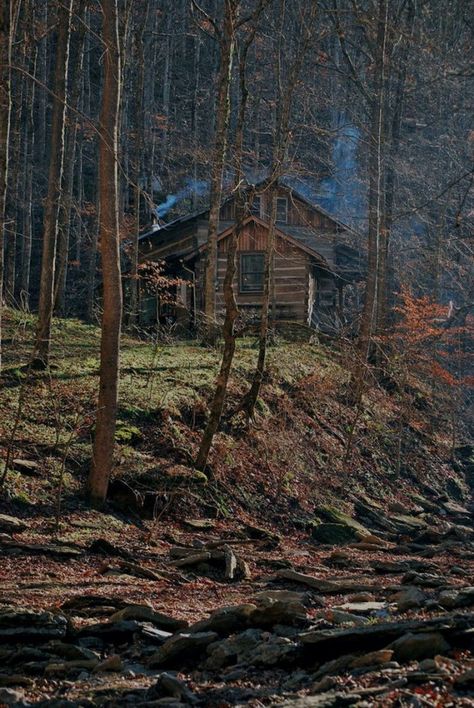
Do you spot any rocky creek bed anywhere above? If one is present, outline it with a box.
[0,491,473,707]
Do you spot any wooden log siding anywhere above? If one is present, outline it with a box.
[215,223,310,323]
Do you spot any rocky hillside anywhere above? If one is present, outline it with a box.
[0,309,473,706]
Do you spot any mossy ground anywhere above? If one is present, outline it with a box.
[0,308,465,528]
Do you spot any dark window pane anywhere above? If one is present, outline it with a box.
[276,198,287,224]
[240,253,265,292]
[251,196,261,216]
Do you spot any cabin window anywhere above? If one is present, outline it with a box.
[251,195,262,217]
[240,252,265,293]
[275,197,288,224]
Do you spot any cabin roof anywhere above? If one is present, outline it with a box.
[190,215,331,268]
[139,180,360,243]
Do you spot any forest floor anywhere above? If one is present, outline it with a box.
[0,309,473,707]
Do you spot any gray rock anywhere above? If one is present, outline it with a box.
[455,668,474,686]
[402,571,445,588]
[149,631,219,667]
[46,641,98,662]
[188,604,257,635]
[205,628,297,670]
[438,586,474,608]
[0,688,24,705]
[388,632,450,662]
[0,514,26,534]
[390,586,426,611]
[0,608,67,641]
[327,610,369,627]
[148,672,198,704]
[109,604,187,631]
[335,601,387,615]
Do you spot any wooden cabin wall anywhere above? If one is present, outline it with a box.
[215,222,310,323]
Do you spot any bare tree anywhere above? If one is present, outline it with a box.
[192,0,237,340]
[32,0,73,367]
[87,0,122,507]
[0,0,14,371]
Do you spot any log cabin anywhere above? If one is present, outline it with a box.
[136,181,364,333]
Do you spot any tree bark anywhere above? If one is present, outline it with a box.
[54,0,87,315]
[87,0,122,507]
[32,0,73,367]
[0,0,13,371]
[356,0,388,367]
[128,2,148,327]
[201,2,236,340]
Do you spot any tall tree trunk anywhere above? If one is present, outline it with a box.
[356,0,388,367]
[128,2,148,327]
[33,0,73,367]
[194,3,268,470]
[239,189,277,420]
[201,3,236,339]
[54,0,87,315]
[87,0,122,507]
[377,0,414,330]
[0,0,14,371]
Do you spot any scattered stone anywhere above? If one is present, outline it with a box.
[335,601,387,615]
[438,587,474,609]
[327,610,368,626]
[12,459,41,476]
[0,688,24,705]
[0,608,67,641]
[276,569,374,594]
[92,654,123,672]
[390,586,426,612]
[45,659,98,675]
[402,571,445,588]
[88,538,133,559]
[148,672,198,703]
[109,604,187,631]
[188,604,258,635]
[312,523,365,545]
[0,539,81,558]
[388,632,451,662]
[243,523,280,547]
[0,514,27,534]
[350,649,394,668]
[455,668,474,687]
[205,629,297,670]
[46,641,99,662]
[183,518,216,530]
[149,632,219,667]
[224,545,238,580]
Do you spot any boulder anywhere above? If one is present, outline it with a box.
[0,608,67,641]
[149,631,219,667]
[388,632,450,662]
